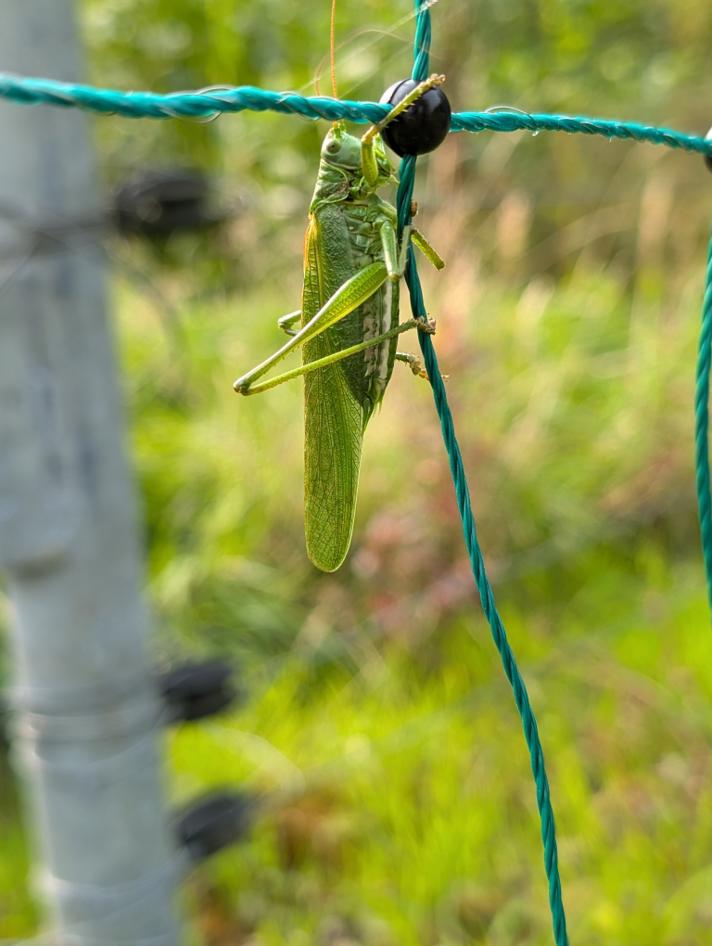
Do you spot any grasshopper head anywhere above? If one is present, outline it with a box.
[321,125,362,170]
[320,124,395,191]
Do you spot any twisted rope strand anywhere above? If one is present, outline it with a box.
[0,72,710,158]
[398,4,568,944]
[452,111,712,155]
[695,233,712,611]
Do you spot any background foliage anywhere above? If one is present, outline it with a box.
[2,0,712,943]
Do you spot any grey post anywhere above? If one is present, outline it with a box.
[0,2,183,944]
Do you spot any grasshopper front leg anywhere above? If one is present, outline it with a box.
[360,74,446,186]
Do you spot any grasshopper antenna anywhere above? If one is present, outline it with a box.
[313,1,339,122]
[304,7,429,101]
[330,0,338,100]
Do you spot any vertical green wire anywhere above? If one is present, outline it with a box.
[396,4,569,944]
[695,232,712,610]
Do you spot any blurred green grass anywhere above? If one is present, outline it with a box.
[5,259,712,944]
[2,0,712,943]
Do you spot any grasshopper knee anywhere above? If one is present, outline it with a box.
[277,309,302,336]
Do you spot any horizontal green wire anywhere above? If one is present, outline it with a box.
[0,73,710,157]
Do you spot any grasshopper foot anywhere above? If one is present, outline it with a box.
[396,351,428,379]
[416,318,437,335]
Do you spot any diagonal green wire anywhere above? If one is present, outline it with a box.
[396,3,569,945]
[695,232,712,611]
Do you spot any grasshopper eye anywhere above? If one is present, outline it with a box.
[326,139,340,154]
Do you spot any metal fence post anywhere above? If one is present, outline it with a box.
[0,2,183,943]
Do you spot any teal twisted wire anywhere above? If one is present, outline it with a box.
[695,232,712,611]
[398,4,568,944]
[452,111,712,154]
[0,72,711,160]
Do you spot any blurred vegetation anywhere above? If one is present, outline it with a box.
[2,0,712,943]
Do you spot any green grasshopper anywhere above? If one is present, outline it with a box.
[234,76,445,572]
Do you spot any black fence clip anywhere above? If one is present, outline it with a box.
[158,658,239,723]
[174,790,257,862]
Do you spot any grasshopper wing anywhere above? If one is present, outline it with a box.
[302,213,364,572]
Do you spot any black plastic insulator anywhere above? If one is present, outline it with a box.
[159,659,238,723]
[379,79,451,157]
[705,128,712,174]
[174,790,256,862]
[112,168,225,239]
